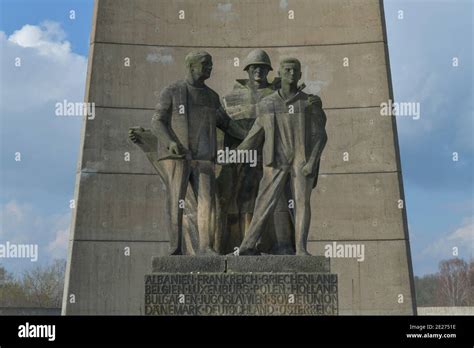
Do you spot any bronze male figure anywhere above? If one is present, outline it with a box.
[218,49,294,254]
[237,58,327,256]
[131,51,245,255]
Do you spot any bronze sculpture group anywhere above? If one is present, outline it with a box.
[129,50,327,256]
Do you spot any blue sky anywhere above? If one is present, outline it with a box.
[384,0,473,275]
[0,0,472,277]
[0,0,94,274]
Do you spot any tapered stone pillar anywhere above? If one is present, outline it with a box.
[63,0,416,315]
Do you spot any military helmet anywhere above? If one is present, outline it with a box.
[243,49,273,71]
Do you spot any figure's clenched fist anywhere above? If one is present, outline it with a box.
[302,162,313,177]
[128,126,145,144]
[168,141,183,155]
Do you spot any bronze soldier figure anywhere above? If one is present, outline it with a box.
[217,49,294,255]
[236,58,327,256]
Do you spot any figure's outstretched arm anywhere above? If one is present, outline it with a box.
[237,117,265,151]
[216,106,247,140]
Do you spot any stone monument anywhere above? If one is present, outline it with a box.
[63,0,416,315]
[131,52,334,315]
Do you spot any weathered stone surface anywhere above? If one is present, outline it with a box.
[63,240,169,315]
[319,107,397,174]
[309,172,405,241]
[145,272,338,316]
[94,0,383,47]
[152,256,226,273]
[80,107,397,175]
[72,172,169,241]
[226,255,329,273]
[307,240,415,314]
[88,43,389,109]
[71,172,404,242]
[82,107,156,174]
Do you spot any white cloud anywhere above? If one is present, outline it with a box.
[447,218,474,244]
[1,20,86,199]
[0,201,34,241]
[421,217,474,260]
[0,21,86,274]
[1,21,87,113]
[48,228,69,257]
[3,201,26,223]
[0,200,71,271]
[8,21,70,59]
[47,211,71,260]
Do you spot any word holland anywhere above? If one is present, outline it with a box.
[324,242,365,262]
[18,322,55,341]
[216,147,257,167]
[0,242,38,262]
[55,99,95,119]
[380,99,420,120]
